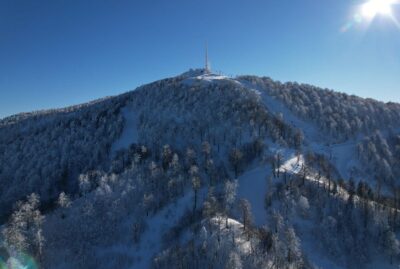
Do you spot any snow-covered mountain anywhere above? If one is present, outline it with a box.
[1,69,400,269]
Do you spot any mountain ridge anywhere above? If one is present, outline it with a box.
[2,69,398,126]
[1,70,400,269]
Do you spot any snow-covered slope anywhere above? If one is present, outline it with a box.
[1,69,400,269]
[111,106,139,155]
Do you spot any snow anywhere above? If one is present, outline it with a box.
[277,150,400,215]
[237,165,270,226]
[279,153,305,174]
[209,216,252,255]
[274,154,349,269]
[234,152,397,269]
[130,192,194,269]
[294,218,345,269]
[182,71,235,86]
[238,80,322,143]
[278,151,350,198]
[195,73,228,81]
[295,216,399,269]
[4,70,399,269]
[329,141,359,180]
[96,191,195,269]
[111,106,138,154]
[178,68,206,78]
[238,79,368,183]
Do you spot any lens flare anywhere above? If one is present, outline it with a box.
[0,258,8,269]
[0,244,38,269]
[341,0,399,32]
[4,254,37,269]
[361,0,395,18]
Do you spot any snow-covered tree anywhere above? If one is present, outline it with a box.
[224,179,238,227]
[285,227,302,266]
[58,192,71,209]
[2,193,45,260]
[239,199,253,233]
[225,251,242,269]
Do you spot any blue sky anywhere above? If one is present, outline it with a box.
[1,0,399,118]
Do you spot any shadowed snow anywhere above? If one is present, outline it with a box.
[111,106,138,154]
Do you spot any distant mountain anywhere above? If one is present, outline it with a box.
[1,69,399,269]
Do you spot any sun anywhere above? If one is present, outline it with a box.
[361,0,396,18]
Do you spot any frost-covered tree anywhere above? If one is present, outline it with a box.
[224,180,238,228]
[239,199,253,232]
[2,193,45,260]
[161,144,172,170]
[297,195,309,218]
[57,192,71,209]
[203,187,218,219]
[383,228,400,264]
[285,227,302,266]
[225,251,242,269]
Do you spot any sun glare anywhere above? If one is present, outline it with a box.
[361,0,395,18]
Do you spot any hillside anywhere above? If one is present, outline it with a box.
[1,69,400,269]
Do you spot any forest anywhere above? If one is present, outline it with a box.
[1,70,399,269]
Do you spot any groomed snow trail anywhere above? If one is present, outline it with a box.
[237,165,270,226]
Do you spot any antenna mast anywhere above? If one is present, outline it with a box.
[205,43,210,73]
